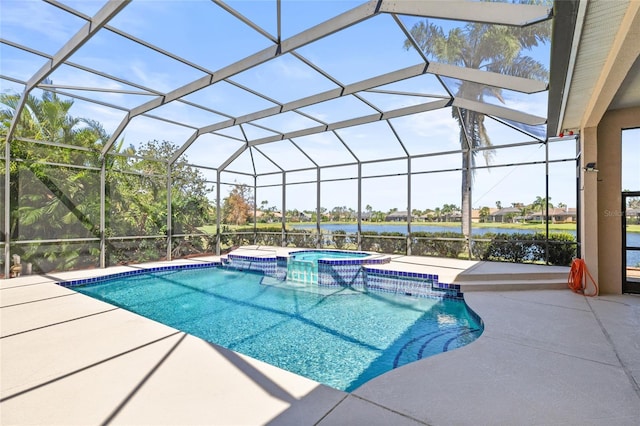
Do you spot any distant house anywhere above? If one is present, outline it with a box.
[385,211,416,222]
[299,211,312,222]
[626,208,640,225]
[530,207,577,223]
[254,210,282,223]
[472,208,499,223]
[489,207,522,223]
[447,210,462,222]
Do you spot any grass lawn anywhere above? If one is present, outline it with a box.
[200,222,640,233]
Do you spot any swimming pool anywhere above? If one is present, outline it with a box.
[73,267,483,391]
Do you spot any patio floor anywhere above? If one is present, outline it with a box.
[1,250,639,425]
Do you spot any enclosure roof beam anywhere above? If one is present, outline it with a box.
[37,83,151,95]
[5,0,130,144]
[103,0,379,156]
[171,59,543,163]
[25,0,130,92]
[427,62,548,94]
[219,145,248,171]
[212,0,278,43]
[453,98,546,126]
[247,99,450,147]
[170,63,429,163]
[378,0,552,27]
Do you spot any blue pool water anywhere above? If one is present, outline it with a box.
[290,250,369,262]
[74,267,482,391]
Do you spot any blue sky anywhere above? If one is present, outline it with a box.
[2,0,632,214]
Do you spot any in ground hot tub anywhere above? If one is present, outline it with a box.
[286,249,387,286]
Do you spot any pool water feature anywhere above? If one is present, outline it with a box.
[224,249,448,298]
[286,250,369,285]
[71,267,483,392]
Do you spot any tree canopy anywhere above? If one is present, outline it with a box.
[1,90,212,272]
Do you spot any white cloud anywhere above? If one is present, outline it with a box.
[1,1,77,47]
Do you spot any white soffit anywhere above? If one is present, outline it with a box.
[561,0,629,130]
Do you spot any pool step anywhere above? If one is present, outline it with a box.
[456,278,568,292]
[453,262,570,291]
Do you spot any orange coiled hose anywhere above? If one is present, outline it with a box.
[568,258,598,297]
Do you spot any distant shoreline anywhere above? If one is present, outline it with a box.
[289,221,580,231]
[204,221,640,233]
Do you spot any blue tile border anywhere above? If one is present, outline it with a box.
[227,254,277,262]
[57,262,221,287]
[57,252,465,301]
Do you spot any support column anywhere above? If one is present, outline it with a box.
[4,132,11,278]
[166,163,172,261]
[253,176,257,245]
[100,157,106,268]
[316,168,321,248]
[357,163,362,251]
[580,126,599,288]
[282,172,286,247]
[545,141,549,264]
[463,148,473,258]
[407,158,412,256]
[216,171,221,256]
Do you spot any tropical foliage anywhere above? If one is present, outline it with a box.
[1,90,212,273]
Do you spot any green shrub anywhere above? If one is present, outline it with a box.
[286,229,317,247]
[332,229,347,249]
[378,232,406,254]
[360,231,378,251]
[480,233,537,262]
[537,232,577,266]
[412,231,466,258]
[473,232,576,266]
[254,227,282,246]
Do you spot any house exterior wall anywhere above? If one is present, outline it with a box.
[584,106,640,294]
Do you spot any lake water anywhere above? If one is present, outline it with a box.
[291,223,576,236]
[289,223,640,266]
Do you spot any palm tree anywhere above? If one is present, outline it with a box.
[1,90,107,271]
[479,206,491,223]
[404,4,551,238]
[531,195,553,221]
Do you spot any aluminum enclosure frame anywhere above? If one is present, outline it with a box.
[1,0,572,277]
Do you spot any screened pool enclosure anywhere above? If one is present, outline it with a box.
[1,0,581,277]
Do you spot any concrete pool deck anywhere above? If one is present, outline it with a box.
[1,250,639,425]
